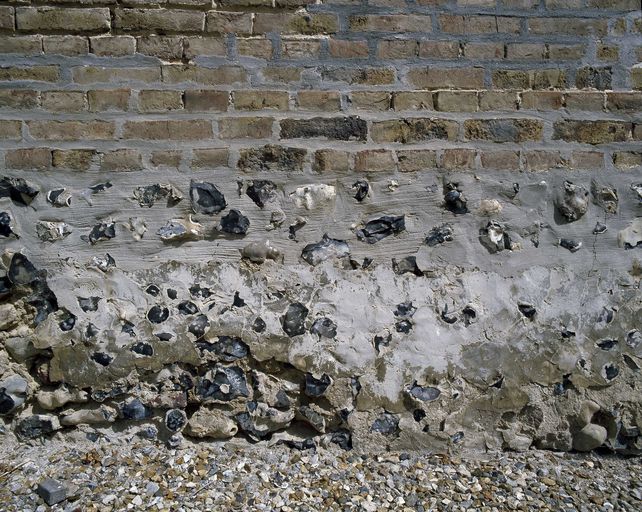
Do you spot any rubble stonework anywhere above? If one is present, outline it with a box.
[0,0,641,454]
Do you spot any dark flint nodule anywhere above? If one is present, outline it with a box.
[425,224,454,247]
[146,285,160,296]
[301,235,350,266]
[178,300,198,315]
[441,306,457,324]
[556,180,588,222]
[627,330,641,349]
[165,409,186,432]
[518,304,536,319]
[310,317,337,338]
[602,363,619,381]
[198,366,249,401]
[282,302,309,337]
[155,332,173,341]
[392,256,422,276]
[190,180,226,215]
[85,323,99,339]
[47,188,71,207]
[78,296,100,312]
[371,412,399,435]
[147,305,169,324]
[91,352,113,367]
[167,289,177,299]
[16,415,56,439]
[352,180,369,202]
[443,183,468,214]
[479,221,511,253]
[122,320,136,337]
[190,284,212,298]
[596,339,618,351]
[0,212,16,237]
[0,176,39,206]
[396,319,413,333]
[8,253,38,286]
[0,390,15,415]
[58,311,76,331]
[219,209,250,235]
[245,180,277,208]
[188,314,209,338]
[209,336,249,361]
[408,383,441,402]
[413,409,426,422]
[288,217,306,240]
[233,291,245,307]
[282,438,317,451]
[131,342,153,356]
[374,332,392,353]
[92,253,116,272]
[304,373,332,397]
[252,316,266,333]
[133,183,182,208]
[451,431,464,443]
[87,221,116,244]
[394,302,416,318]
[89,182,112,194]
[275,389,290,409]
[559,238,581,252]
[357,215,405,244]
[122,399,152,420]
[0,275,12,299]
[331,429,353,450]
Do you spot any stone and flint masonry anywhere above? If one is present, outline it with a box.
[0,0,641,454]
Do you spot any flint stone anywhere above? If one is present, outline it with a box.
[36,478,67,506]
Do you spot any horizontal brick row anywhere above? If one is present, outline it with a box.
[1,88,640,113]
[4,144,640,173]
[0,117,639,144]
[2,7,641,37]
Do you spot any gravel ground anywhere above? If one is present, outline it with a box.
[0,435,640,512]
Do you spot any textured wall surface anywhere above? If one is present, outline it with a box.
[0,0,641,453]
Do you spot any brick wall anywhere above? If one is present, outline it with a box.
[0,1,641,452]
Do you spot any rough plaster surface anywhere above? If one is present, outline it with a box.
[0,0,641,454]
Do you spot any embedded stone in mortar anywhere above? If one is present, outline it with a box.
[46,188,72,207]
[133,183,182,208]
[290,184,336,210]
[0,176,39,206]
[240,240,280,263]
[0,212,17,238]
[218,209,250,235]
[158,216,203,242]
[301,234,350,266]
[555,180,589,222]
[244,180,277,208]
[357,215,405,244]
[617,218,642,249]
[36,221,72,242]
[190,180,227,215]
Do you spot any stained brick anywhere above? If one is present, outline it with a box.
[16,7,110,33]
[234,91,289,111]
[313,149,349,173]
[464,119,543,142]
[371,119,458,143]
[238,145,306,173]
[396,150,438,172]
[354,149,396,172]
[280,117,367,141]
[553,120,631,144]
[184,90,229,112]
[114,8,205,33]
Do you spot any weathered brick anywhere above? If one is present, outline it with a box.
[0,66,58,82]
[528,18,607,36]
[263,67,302,83]
[576,66,612,90]
[552,120,631,144]
[16,7,110,33]
[393,91,434,111]
[407,68,484,90]
[253,13,338,35]
[634,124,642,140]
[548,44,585,60]
[236,38,272,59]
[219,117,274,139]
[100,149,143,171]
[480,150,520,169]
[192,148,229,168]
[312,149,349,173]
[151,150,182,169]
[396,150,438,172]
[0,6,14,30]
[440,15,520,34]
[234,90,289,110]
[612,151,642,169]
[586,0,639,8]
[506,43,546,60]
[280,116,366,141]
[597,44,618,61]
[43,36,89,56]
[463,42,503,59]
[435,91,478,112]
[492,69,566,89]
[371,119,458,143]
[206,11,252,35]
[0,36,42,55]
[114,8,204,32]
[419,41,460,59]
[138,90,183,112]
[41,91,87,112]
[281,39,322,59]
[564,91,604,111]
[297,91,341,111]
[184,90,229,112]
[0,89,38,109]
[354,149,396,172]
[606,92,642,112]
[137,36,184,60]
[350,91,391,111]
[28,121,114,141]
[238,145,306,173]
[441,149,476,170]
[123,120,213,140]
[479,91,518,111]
[570,151,604,170]
[90,36,136,57]
[633,67,642,90]
[322,67,395,85]
[88,89,131,111]
[524,150,565,171]
[520,91,563,110]
[52,149,96,170]
[73,67,160,84]
[329,39,369,58]
[183,37,226,59]
[350,15,432,32]
[162,65,246,85]
[464,119,543,142]
[377,39,418,59]
[5,148,51,170]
